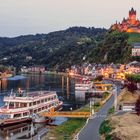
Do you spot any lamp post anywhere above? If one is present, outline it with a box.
[113,86,117,111]
[90,98,94,116]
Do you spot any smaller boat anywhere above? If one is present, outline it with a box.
[75,78,93,91]
[32,114,52,123]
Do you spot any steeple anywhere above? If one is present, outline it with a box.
[129,7,136,23]
[129,7,136,16]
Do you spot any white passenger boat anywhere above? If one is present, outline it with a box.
[0,90,63,126]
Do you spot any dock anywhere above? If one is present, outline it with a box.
[40,108,90,118]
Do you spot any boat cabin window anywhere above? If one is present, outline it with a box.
[14,114,21,118]
[37,100,40,104]
[33,102,36,105]
[23,112,28,116]
[29,103,32,106]
[41,99,44,103]
[23,126,28,131]
[13,129,21,135]
[9,102,14,107]
[21,103,27,107]
[42,107,45,110]
[45,98,48,102]
[34,110,37,113]
[38,108,41,112]
[45,106,48,109]
[48,98,50,101]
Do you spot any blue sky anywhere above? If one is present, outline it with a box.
[0,0,139,37]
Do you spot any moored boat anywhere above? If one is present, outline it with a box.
[0,90,63,126]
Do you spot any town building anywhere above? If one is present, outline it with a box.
[21,66,45,73]
[111,8,140,33]
[132,43,140,56]
[26,56,32,61]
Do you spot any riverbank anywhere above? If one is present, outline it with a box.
[42,92,113,140]
[21,71,68,77]
[42,103,100,140]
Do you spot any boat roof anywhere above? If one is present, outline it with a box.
[4,91,57,103]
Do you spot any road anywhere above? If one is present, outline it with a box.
[78,83,121,140]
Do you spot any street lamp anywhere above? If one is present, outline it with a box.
[90,98,94,116]
[113,86,117,111]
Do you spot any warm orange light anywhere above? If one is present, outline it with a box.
[69,72,74,76]
[127,29,133,33]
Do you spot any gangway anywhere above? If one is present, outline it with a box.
[39,108,90,118]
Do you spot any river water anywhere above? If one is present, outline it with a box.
[0,74,85,140]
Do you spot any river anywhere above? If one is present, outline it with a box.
[0,74,86,140]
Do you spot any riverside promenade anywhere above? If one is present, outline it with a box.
[78,84,121,140]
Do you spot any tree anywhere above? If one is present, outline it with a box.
[125,74,140,92]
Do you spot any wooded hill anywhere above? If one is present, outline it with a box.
[0,27,138,70]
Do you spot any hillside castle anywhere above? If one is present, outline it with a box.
[111,8,140,33]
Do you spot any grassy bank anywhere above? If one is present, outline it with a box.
[44,118,86,140]
[43,93,113,140]
[99,107,115,140]
[128,33,140,44]
[99,120,113,140]
[43,103,101,140]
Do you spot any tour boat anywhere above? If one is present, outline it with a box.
[0,90,63,126]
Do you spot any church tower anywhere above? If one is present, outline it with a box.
[129,7,136,25]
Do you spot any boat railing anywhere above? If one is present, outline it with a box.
[4,96,33,100]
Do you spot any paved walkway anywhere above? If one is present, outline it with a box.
[78,84,121,140]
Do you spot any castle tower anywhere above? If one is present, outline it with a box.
[129,7,136,25]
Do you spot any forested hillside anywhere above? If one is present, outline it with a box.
[0,27,138,70]
[0,27,106,69]
[87,31,132,63]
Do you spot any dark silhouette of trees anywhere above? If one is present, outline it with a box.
[125,74,140,92]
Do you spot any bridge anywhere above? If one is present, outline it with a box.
[40,108,90,118]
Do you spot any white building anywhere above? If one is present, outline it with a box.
[132,43,140,56]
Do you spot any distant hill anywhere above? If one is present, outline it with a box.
[0,27,106,70]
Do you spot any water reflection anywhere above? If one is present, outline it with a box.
[0,74,86,110]
[0,123,47,140]
[61,76,64,95]
[0,79,8,91]
[66,77,70,99]
[0,74,88,139]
